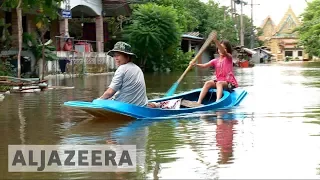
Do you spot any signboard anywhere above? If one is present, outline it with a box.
[61,9,72,19]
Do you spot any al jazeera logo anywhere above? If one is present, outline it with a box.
[8,145,136,172]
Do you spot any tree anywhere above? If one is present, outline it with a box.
[140,0,199,33]
[254,27,264,47]
[296,0,320,57]
[184,0,210,34]
[1,0,63,78]
[239,14,264,48]
[203,0,238,44]
[123,3,182,71]
[143,0,237,39]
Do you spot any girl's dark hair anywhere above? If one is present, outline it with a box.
[220,40,233,54]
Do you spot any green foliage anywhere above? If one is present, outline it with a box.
[254,27,265,47]
[296,0,320,57]
[23,32,59,62]
[167,49,194,71]
[0,18,12,52]
[0,60,14,76]
[144,0,238,40]
[240,15,264,48]
[183,0,209,33]
[123,3,182,71]
[2,0,62,16]
[125,0,260,72]
[140,0,199,32]
[0,17,14,77]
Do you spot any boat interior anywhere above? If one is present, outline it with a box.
[152,89,222,108]
[180,89,220,108]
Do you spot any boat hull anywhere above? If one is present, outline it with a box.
[63,88,247,119]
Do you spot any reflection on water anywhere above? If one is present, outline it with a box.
[0,62,320,179]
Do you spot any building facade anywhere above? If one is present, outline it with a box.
[0,0,131,51]
[259,6,308,61]
[0,0,131,76]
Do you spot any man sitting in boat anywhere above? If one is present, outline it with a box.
[98,42,149,106]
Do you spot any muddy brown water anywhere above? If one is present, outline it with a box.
[1,62,320,179]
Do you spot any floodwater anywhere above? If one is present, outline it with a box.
[1,62,320,179]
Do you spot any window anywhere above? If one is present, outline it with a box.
[298,51,303,56]
[285,51,293,57]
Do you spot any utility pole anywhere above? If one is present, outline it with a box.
[240,2,244,46]
[235,0,246,46]
[249,0,260,49]
[233,0,239,41]
[235,0,259,48]
[250,0,254,49]
[223,6,226,21]
[231,0,234,20]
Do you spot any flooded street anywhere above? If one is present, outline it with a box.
[1,62,320,179]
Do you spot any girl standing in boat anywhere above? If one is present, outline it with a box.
[190,32,238,104]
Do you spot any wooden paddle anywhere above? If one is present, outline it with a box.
[164,31,216,97]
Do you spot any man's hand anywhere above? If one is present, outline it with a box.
[98,88,116,100]
[98,96,106,100]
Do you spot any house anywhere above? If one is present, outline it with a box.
[0,0,132,76]
[234,46,259,65]
[253,46,273,63]
[258,6,308,61]
[181,32,213,64]
[58,0,132,52]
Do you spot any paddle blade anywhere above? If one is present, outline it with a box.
[164,82,179,97]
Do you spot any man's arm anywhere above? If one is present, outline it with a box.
[98,67,124,100]
[99,88,116,99]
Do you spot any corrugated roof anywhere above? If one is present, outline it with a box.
[242,48,257,55]
[181,34,204,40]
[185,32,200,37]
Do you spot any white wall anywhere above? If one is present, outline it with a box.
[201,50,211,63]
[61,0,102,15]
[293,50,303,60]
[285,50,303,60]
[194,45,211,64]
[293,50,298,59]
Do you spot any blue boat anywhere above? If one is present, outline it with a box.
[63,88,247,120]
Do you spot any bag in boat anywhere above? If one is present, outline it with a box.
[156,99,182,109]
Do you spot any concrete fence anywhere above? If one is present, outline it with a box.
[45,51,116,76]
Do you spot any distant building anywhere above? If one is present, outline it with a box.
[258,6,308,61]
[0,0,131,76]
[181,32,213,64]
[253,46,273,63]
